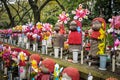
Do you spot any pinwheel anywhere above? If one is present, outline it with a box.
[109,16,120,29]
[72,4,90,21]
[58,11,70,24]
[54,64,63,80]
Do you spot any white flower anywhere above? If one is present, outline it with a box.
[115,46,118,50]
[79,18,83,21]
[74,16,78,20]
[107,28,114,33]
[71,10,76,14]
[32,34,37,38]
[114,29,118,34]
[64,20,67,24]
[108,18,113,22]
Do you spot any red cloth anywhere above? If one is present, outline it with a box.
[41,74,50,80]
[38,33,42,42]
[42,58,55,73]
[68,31,82,44]
[74,20,82,28]
[85,43,90,51]
[62,67,80,80]
[59,24,65,34]
[5,59,10,67]
[22,50,30,56]
[115,23,120,29]
[30,54,41,64]
[11,48,22,52]
[35,73,50,80]
[85,47,90,51]
[19,61,26,66]
[90,31,100,39]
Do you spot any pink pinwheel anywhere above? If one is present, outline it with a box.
[74,9,84,19]
[73,4,90,21]
[58,11,70,24]
[114,16,120,29]
[11,51,18,60]
[43,23,52,31]
[3,46,11,52]
[24,27,30,33]
[8,29,12,34]
[109,16,120,29]
[33,29,39,34]
[2,46,11,64]
[114,39,120,47]
[12,33,18,38]
[26,32,33,40]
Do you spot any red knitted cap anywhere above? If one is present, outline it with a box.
[93,17,106,30]
[62,67,80,80]
[42,58,55,73]
[30,54,41,64]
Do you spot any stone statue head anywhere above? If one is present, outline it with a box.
[69,21,77,31]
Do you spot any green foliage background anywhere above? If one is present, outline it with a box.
[0,0,120,29]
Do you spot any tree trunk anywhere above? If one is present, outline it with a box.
[28,0,40,24]
[29,0,51,24]
[1,0,15,27]
[34,10,40,24]
[29,0,65,23]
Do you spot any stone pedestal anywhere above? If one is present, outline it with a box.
[99,55,107,70]
[19,67,27,80]
[42,40,47,54]
[33,43,38,52]
[5,39,7,43]
[60,48,63,59]
[13,40,16,45]
[8,71,12,80]
[18,36,22,47]
[26,42,30,49]
[72,49,79,63]
[54,47,60,58]
[4,67,7,75]
[42,45,46,54]
[23,36,28,48]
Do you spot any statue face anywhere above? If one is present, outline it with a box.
[92,20,102,31]
[41,65,49,73]
[62,73,72,80]
[70,21,77,31]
